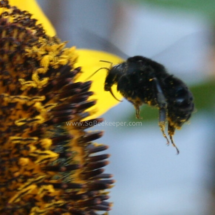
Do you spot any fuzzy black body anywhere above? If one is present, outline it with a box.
[104,56,194,153]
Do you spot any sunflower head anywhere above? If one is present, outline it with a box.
[0,1,114,214]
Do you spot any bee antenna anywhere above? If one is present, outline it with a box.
[100,60,113,67]
[109,87,122,102]
[86,67,109,80]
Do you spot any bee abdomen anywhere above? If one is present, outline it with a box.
[164,76,194,127]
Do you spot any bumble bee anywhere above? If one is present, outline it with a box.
[90,56,194,153]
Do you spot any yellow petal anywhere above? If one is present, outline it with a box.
[75,49,124,119]
[8,0,55,36]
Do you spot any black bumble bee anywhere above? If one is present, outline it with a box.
[102,56,194,153]
[89,55,194,154]
[86,28,194,154]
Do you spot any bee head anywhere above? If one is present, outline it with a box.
[104,71,115,91]
[104,65,123,102]
[104,63,125,90]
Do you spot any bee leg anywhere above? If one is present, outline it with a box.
[153,77,169,145]
[109,87,122,102]
[158,108,169,145]
[134,104,142,119]
[168,123,180,154]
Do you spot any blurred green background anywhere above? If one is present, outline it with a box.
[125,0,215,19]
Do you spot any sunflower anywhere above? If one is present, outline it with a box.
[0,0,123,214]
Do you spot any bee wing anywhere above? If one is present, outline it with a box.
[80,28,128,59]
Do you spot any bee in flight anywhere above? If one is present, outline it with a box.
[89,56,194,153]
